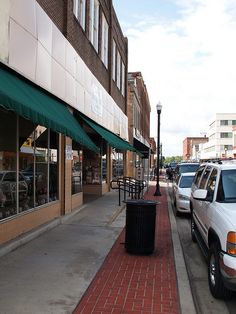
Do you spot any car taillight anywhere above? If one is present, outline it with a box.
[227,232,236,256]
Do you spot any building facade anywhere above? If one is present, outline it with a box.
[183,136,208,160]
[199,113,236,160]
[127,72,152,180]
[0,0,138,245]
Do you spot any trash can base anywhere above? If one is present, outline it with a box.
[125,245,154,255]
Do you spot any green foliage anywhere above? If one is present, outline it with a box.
[164,156,182,164]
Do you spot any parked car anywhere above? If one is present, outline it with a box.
[190,161,236,299]
[174,162,200,181]
[172,172,195,215]
[0,171,28,206]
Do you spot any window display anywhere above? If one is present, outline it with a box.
[72,149,82,194]
[112,150,124,179]
[0,109,58,220]
[83,150,101,185]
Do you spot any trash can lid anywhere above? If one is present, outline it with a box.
[123,199,159,205]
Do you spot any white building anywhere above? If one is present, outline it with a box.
[199,113,236,160]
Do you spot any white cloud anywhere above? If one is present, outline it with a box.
[124,0,236,156]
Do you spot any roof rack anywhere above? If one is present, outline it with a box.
[203,158,236,165]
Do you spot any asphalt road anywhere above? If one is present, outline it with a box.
[167,182,236,314]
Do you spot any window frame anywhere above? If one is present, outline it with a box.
[73,0,86,30]
[89,0,99,52]
[112,39,116,81]
[101,13,109,68]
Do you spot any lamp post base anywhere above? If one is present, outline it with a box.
[153,184,161,196]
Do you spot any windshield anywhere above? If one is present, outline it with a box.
[217,169,236,203]
[179,164,199,174]
[179,175,194,188]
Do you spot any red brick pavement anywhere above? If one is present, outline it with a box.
[73,185,180,314]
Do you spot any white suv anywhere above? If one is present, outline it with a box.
[190,161,236,299]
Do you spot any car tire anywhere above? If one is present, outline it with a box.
[190,210,197,242]
[208,242,232,299]
[174,198,180,217]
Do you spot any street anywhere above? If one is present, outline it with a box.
[167,181,236,314]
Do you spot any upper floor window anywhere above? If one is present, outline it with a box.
[73,0,86,30]
[112,40,116,81]
[116,50,121,89]
[121,61,125,96]
[220,132,232,138]
[220,120,229,126]
[89,0,99,52]
[101,13,109,68]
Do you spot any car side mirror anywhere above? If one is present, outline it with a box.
[193,189,208,200]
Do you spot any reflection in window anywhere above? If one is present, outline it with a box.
[112,150,123,179]
[0,109,58,221]
[102,154,107,182]
[83,149,101,184]
[72,148,82,194]
[0,109,17,219]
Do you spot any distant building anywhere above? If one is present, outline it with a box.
[233,126,236,158]
[127,72,152,180]
[200,113,236,160]
[183,137,208,160]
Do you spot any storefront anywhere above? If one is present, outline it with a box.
[0,65,99,244]
[0,1,135,246]
[0,65,140,245]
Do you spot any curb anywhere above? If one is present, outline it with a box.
[166,185,197,314]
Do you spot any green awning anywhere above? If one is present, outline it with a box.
[0,66,99,152]
[81,115,142,155]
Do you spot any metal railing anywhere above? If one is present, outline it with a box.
[110,176,147,206]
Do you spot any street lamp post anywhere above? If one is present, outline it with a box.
[154,102,162,196]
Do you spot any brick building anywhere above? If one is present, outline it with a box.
[0,0,139,245]
[127,72,152,180]
[183,137,208,160]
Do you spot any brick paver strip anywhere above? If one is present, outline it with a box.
[73,185,180,314]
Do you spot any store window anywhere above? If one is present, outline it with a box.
[112,150,123,179]
[83,149,101,184]
[0,109,58,221]
[101,141,107,183]
[72,144,82,194]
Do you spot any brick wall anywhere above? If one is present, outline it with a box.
[36,0,127,114]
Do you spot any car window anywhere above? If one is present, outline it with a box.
[205,168,217,199]
[199,166,212,189]
[3,172,16,181]
[19,173,25,181]
[179,164,199,174]
[179,175,195,188]
[217,170,236,202]
[193,166,205,187]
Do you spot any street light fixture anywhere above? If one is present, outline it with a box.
[154,102,162,196]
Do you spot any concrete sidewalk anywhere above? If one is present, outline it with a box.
[0,181,196,314]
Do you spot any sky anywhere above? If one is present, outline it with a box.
[112,0,236,157]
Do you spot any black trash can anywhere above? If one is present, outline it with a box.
[124,199,157,255]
